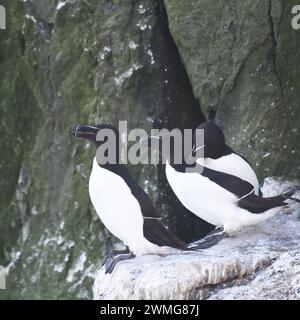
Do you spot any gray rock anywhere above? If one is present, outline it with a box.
[209,250,300,300]
[1,0,299,300]
[0,0,209,299]
[164,0,300,179]
[94,213,300,300]
[93,178,300,300]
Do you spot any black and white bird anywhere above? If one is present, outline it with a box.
[72,123,194,273]
[192,122,261,195]
[145,122,300,248]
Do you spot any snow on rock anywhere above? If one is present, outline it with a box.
[93,178,300,300]
[129,41,139,50]
[67,252,87,283]
[57,1,67,11]
[100,46,112,60]
[138,5,146,15]
[25,14,37,24]
[113,63,143,86]
[147,49,155,65]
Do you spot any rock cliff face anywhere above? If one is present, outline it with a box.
[164,0,300,179]
[93,179,300,300]
[0,0,210,299]
[0,0,299,299]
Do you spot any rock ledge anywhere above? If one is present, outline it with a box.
[93,179,300,300]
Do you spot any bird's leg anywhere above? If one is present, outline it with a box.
[104,252,135,274]
[101,246,130,267]
[189,227,228,250]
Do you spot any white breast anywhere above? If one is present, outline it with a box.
[88,158,171,255]
[196,153,260,195]
[165,161,237,226]
[165,161,275,233]
[89,158,145,246]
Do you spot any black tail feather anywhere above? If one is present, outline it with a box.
[143,218,190,251]
[238,185,300,213]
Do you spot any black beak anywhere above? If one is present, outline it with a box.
[71,123,80,136]
[71,123,98,138]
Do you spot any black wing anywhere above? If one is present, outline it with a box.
[107,163,188,249]
[143,219,188,250]
[238,193,287,213]
[239,186,300,213]
[224,145,263,196]
[130,178,189,249]
[108,164,161,218]
[193,163,287,214]
[194,163,255,198]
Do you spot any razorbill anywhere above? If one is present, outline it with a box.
[144,122,300,248]
[71,123,193,273]
[192,122,261,195]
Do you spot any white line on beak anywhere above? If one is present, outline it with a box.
[85,125,98,130]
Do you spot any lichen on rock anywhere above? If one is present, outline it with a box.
[0,0,208,299]
[164,0,300,179]
[1,0,299,300]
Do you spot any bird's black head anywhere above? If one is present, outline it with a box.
[193,122,225,159]
[71,123,119,148]
[72,123,121,166]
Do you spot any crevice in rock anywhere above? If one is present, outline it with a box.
[146,0,214,241]
[267,0,291,129]
[153,0,206,128]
